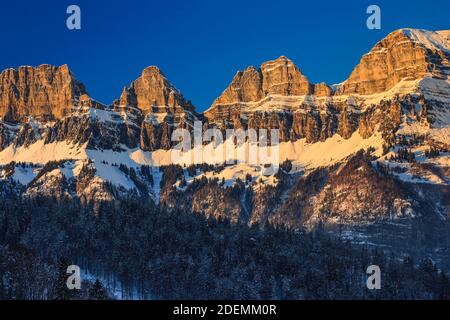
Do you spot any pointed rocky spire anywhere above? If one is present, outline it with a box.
[119,66,194,113]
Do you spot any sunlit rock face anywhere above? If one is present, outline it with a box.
[205,29,450,146]
[0,29,449,262]
[207,55,316,112]
[0,64,87,122]
[118,66,200,151]
[339,29,450,95]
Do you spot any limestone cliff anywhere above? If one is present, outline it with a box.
[340,29,450,95]
[0,64,87,122]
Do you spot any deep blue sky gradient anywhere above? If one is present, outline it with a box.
[0,0,448,110]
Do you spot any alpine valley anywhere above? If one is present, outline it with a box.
[1,28,450,300]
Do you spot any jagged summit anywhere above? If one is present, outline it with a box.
[208,55,316,113]
[339,28,450,95]
[203,28,449,149]
[0,64,87,122]
[0,28,447,123]
[260,55,297,69]
[205,28,449,123]
[141,65,164,75]
[0,64,72,76]
[0,28,449,289]
[0,28,447,151]
[115,66,200,151]
[221,29,449,101]
[118,65,195,114]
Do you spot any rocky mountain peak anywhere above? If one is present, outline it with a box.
[116,66,199,152]
[141,65,165,77]
[339,28,450,95]
[402,28,449,54]
[209,55,319,112]
[0,64,87,122]
[119,66,194,114]
[260,55,312,96]
[260,55,294,70]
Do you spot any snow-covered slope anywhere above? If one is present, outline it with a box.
[403,28,450,53]
[0,28,448,232]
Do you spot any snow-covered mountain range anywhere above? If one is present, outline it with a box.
[0,28,449,260]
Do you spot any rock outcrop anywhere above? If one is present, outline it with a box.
[0,28,448,151]
[340,29,450,95]
[0,64,87,122]
[118,66,196,114]
[208,56,317,110]
[205,29,449,145]
[204,56,336,142]
[0,28,449,272]
[117,66,200,151]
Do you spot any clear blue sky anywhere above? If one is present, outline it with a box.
[0,0,448,111]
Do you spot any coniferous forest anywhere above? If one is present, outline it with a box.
[1,193,449,300]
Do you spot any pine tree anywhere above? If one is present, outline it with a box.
[88,280,109,300]
[51,257,78,300]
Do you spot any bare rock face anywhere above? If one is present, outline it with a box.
[205,56,334,143]
[340,29,450,95]
[206,29,449,146]
[118,66,200,151]
[0,28,447,154]
[205,56,341,143]
[209,56,315,110]
[0,64,201,151]
[119,66,195,114]
[214,66,264,104]
[0,64,87,122]
[313,82,332,96]
[337,107,360,139]
[260,56,311,96]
